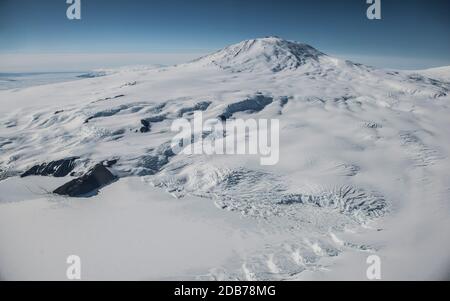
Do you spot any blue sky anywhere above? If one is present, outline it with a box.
[0,0,449,71]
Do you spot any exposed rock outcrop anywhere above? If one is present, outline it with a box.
[53,164,117,197]
[21,157,79,178]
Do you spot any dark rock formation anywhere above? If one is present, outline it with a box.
[103,159,118,167]
[219,95,273,120]
[139,114,167,133]
[21,157,79,178]
[140,118,151,133]
[53,164,117,197]
[279,96,289,107]
[140,119,150,128]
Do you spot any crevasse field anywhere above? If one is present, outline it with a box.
[0,37,449,280]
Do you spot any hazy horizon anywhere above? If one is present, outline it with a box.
[1,47,449,73]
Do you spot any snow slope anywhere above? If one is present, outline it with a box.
[0,37,449,280]
[415,66,450,82]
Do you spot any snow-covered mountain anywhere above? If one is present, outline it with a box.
[191,36,328,72]
[0,37,449,280]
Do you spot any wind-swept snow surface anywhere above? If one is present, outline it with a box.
[415,66,450,82]
[0,37,450,280]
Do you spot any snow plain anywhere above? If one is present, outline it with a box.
[0,37,449,280]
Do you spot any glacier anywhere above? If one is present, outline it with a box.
[0,37,449,280]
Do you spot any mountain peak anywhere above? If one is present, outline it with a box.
[192,37,327,73]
